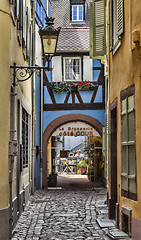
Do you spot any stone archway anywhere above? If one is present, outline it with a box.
[42,114,104,187]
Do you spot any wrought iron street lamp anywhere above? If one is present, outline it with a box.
[39,17,61,64]
[10,17,61,84]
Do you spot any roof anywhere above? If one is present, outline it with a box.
[56,28,90,52]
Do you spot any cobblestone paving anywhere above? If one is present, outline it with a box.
[12,187,132,240]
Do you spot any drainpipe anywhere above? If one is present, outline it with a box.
[31,0,36,194]
[46,0,49,16]
[40,68,43,188]
[9,63,17,238]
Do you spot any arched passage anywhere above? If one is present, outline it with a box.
[42,114,104,187]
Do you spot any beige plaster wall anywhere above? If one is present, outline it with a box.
[0,1,11,208]
[108,0,141,221]
[0,1,32,207]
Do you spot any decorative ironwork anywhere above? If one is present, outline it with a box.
[10,62,52,86]
[15,67,35,82]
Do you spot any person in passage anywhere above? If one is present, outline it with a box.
[76,149,83,158]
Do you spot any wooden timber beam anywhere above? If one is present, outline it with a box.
[43,70,56,104]
[43,103,105,111]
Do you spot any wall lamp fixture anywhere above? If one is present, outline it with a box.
[10,17,61,86]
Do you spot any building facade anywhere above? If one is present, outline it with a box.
[90,0,141,239]
[0,0,48,239]
[107,0,141,239]
[0,1,33,239]
[42,0,105,187]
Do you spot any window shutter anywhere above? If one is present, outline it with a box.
[109,0,113,51]
[93,0,106,57]
[16,0,20,18]
[26,7,30,60]
[22,0,27,49]
[89,1,94,59]
[10,0,16,19]
[17,0,21,44]
[117,0,124,36]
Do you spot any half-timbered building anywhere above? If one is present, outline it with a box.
[42,0,105,187]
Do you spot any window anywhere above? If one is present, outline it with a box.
[64,57,81,81]
[72,5,83,21]
[22,108,29,168]
[70,0,85,23]
[121,89,137,200]
[110,0,124,53]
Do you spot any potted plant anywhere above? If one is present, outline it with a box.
[87,165,94,182]
[47,173,58,187]
[78,160,87,175]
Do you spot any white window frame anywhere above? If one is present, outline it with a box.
[72,5,84,22]
[63,57,81,81]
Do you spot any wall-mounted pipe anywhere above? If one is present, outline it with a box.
[40,69,43,188]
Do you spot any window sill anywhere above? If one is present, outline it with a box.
[70,21,86,25]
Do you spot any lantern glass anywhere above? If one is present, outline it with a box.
[42,35,57,55]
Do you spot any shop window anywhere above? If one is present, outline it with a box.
[63,57,81,81]
[22,108,29,169]
[121,88,137,201]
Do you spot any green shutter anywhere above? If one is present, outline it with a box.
[89,2,94,59]
[117,0,124,36]
[109,0,113,51]
[93,0,106,57]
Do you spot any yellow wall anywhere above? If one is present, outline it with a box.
[108,0,141,221]
[0,2,11,208]
[0,1,32,207]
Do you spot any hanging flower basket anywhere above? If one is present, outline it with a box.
[50,81,98,93]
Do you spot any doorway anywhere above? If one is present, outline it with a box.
[109,105,117,219]
[47,132,104,189]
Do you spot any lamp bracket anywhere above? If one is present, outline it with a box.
[10,63,52,86]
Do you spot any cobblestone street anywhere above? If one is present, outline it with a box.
[12,175,132,240]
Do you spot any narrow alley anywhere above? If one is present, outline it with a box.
[12,175,132,240]
[1,0,141,239]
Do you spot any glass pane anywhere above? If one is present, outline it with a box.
[72,6,77,20]
[129,179,137,194]
[65,58,80,80]
[129,145,135,175]
[122,115,127,141]
[121,176,128,191]
[122,98,126,113]
[122,146,128,173]
[128,111,135,141]
[128,95,134,110]
[78,6,83,20]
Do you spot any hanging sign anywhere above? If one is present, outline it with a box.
[52,121,99,137]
